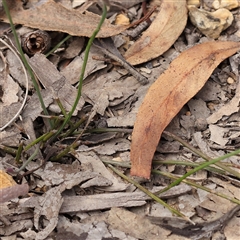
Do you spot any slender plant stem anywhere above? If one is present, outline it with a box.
[152,169,240,205]
[101,158,226,175]
[49,4,107,142]
[107,164,194,224]
[17,146,39,172]
[0,145,17,155]
[153,160,226,175]
[155,148,240,195]
[24,131,55,151]
[61,116,87,138]
[45,35,72,57]
[50,142,79,161]
[15,142,23,164]
[2,0,53,128]
[163,131,240,177]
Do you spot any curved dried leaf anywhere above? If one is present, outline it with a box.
[1,0,129,38]
[130,41,240,179]
[124,0,187,65]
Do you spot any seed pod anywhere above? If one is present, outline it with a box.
[21,30,51,55]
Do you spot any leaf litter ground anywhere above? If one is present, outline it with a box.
[0,1,240,239]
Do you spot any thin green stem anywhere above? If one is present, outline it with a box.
[153,160,226,175]
[107,164,194,224]
[50,142,79,161]
[68,127,132,136]
[152,170,240,205]
[45,35,72,57]
[101,158,226,175]
[24,131,55,151]
[15,141,23,164]
[17,147,39,172]
[163,131,240,177]
[55,98,68,117]
[49,4,107,142]
[2,0,53,128]
[61,116,87,138]
[155,148,240,195]
[0,145,17,155]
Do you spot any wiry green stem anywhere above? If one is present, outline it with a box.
[45,35,72,58]
[2,0,53,128]
[163,131,240,177]
[49,4,108,142]
[153,169,240,205]
[108,164,194,224]
[155,148,240,195]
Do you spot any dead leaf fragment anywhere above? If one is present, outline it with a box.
[107,207,171,240]
[0,170,16,189]
[115,14,130,26]
[0,170,29,203]
[207,78,240,124]
[0,0,130,38]
[130,41,240,179]
[124,0,188,65]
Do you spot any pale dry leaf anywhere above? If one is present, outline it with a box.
[209,177,240,200]
[60,184,192,213]
[74,151,128,191]
[124,0,188,65]
[6,49,30,88]
[57,215,113,240]
[193,132,221,159]
[22,89,53,121]
[93,138,130,155]
[207,77,240,124]
[209,124,229,146]
[60,36,85,59]
[0,169,29,203]
[178,194,200,217]
[1,75,19,105]
[106,68,164,128]
[0,129,21,145]
[130,41,240,179]
[1,0,131,38]
[224,215,240,239]
[82,70,137,115]
[0,102,22,129]
[61,45,106,85]
[187,98,210,119]
[27,161,111,188]
[199,193,236,215]
[107,207,171,240]
[27,53,85,114]
[0,220,33,236]
[20,170,111,239]
[0,73,22,128]
[196,80,223,101]
[21,186,64,240]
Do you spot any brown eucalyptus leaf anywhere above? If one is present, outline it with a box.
[0,0,129,38]
[130,41,240,179]
[124,0,187,65]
